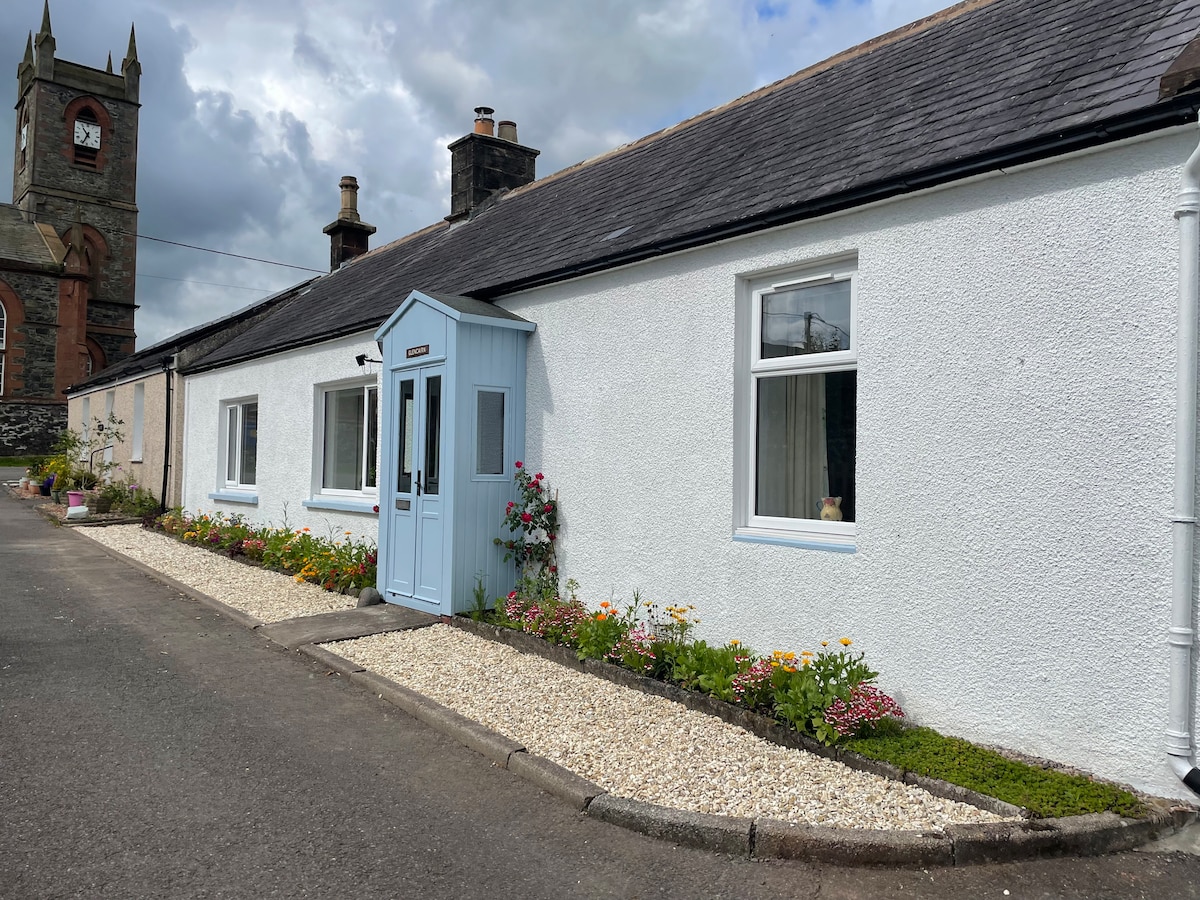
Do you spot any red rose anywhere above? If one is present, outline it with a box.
[506,501,514,510]
[515,461,523,468]
[521,512,533,523]
[372,505,379,513]
[543,503,552,512]
[548,533,557,541]
[535,473,544,480]
[549,566,557,573]
[508,591,518,600]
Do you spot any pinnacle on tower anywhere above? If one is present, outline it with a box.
[106,52,113,74]
[125,24,138,64]
[22,32,33,66]
[39,0,52,37]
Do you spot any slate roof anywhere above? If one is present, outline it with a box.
[70,278,317,392]
[0,203,63,270]
[189,0,1200,373]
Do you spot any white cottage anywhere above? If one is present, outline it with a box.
[180,0,1200,800]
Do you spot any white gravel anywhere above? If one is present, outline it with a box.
[326,626,1011,831]
[75,524,355,623]
[78,522,1010,830]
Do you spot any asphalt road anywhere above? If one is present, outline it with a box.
[2,486,1200,899]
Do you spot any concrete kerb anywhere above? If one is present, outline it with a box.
[45,516,1195,867]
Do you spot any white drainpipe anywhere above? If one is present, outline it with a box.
[1169,123,1200,795]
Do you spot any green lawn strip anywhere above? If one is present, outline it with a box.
[0,456,41,468]
[844,724,1144,819]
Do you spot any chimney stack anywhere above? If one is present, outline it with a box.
[322,175,377,271]
[446,106,539,224]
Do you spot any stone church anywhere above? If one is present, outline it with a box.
[0,2,139,455]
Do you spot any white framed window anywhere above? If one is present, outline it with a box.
[222,398,258,488]
[735,258,858,550]
[131,383,145,461]
[318,383,378,495]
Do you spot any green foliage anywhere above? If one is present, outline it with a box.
[145,511,377,592]
[574,599,631,661]
[845,724,1145,819]
[668,640,742,702]
[770,644,878,743]
[494,462,558,596]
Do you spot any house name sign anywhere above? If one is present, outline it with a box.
[406,344,430,359]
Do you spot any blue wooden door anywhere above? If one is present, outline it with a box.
[385,365,445,605]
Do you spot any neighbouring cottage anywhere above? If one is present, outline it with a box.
[172,0,1200,800]
[0,3,141,455]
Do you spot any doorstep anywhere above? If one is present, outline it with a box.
[258,604,438,649]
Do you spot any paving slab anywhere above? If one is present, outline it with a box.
[259,604,438,649]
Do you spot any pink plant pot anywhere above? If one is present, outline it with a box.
[66,491,85,508]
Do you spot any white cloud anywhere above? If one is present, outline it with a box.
[0,0,951,346]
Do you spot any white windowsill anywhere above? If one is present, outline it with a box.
[208,490,258,505]
[733,525,856,553]
[303,497,379,514]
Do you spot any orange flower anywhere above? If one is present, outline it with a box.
[839,637,853,647]
[600,601,610,609]
[596,612,608,621]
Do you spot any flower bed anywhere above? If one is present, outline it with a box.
[144,510,377,593]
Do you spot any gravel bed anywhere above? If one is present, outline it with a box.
[75,524,355,623]
[325,626,1011,831]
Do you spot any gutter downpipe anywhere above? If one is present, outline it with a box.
[159,356,173,514]
[1170,123,1200,795]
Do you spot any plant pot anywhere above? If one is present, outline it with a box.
[40,484,52,497]
[95,496,113,514]
[67,491,85,507]
[50,489,63,503]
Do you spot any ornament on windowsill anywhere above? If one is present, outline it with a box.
[819,496,843,521]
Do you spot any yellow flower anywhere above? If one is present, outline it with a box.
[821,641,829,647]
[772,650,784,660]
[800,650,813,657]
[802,658,811,667]
[783,665,796,673]
[783,651,796,661]
[770,660,780,668]
[729,639,740,647]
[839,637,853,647]
[344,531,352,536]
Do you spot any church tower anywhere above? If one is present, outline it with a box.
[14,0,140,375]
[0,2,140,454]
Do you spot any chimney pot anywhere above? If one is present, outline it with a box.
[473,105,495,136]
[497,120,518,142]
[323,174,376,271]
[338,175,361,221]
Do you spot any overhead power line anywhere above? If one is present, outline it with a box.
[25,210,328,274]
[137,273,281,292]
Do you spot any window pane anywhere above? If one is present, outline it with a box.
[398,379,414,493]
[761,280,851,359]
[424,375,441,495]
[755,370,856,521]
[323,388,365,490]
[226,406,238,483]
[239,402,258,486]
[476,391,505,475]
[366,388,378,489]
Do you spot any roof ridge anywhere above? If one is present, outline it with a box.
[498,0,1002,200]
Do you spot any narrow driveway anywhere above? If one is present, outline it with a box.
[2,490,1199,898]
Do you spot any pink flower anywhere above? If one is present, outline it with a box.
[535,473,544,481]
[515,461,523,468]
[506,501,514,510]
[507,591,518,600]
[543,503,553,512]
[521,512,533,523]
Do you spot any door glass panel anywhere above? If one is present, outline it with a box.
[476,390,505,475]
[424,375,441,495]
[398,379,414,493]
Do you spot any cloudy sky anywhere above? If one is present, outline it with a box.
[0,0,946,348]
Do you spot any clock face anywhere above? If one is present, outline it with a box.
[73,121,101,149]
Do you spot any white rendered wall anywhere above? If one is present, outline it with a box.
[181,334,383,543]
[497,128,1198,799]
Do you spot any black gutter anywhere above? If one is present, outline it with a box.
[159,356,172,513]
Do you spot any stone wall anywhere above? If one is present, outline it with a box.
[0,400,65,456]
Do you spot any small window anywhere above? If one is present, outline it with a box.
[476,390,506,475]
[320,384,378,493]
[736,260,857,548]
[131,383,145,461]
[223,399,258,488]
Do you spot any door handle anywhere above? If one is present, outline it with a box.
[416,470,422,497]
